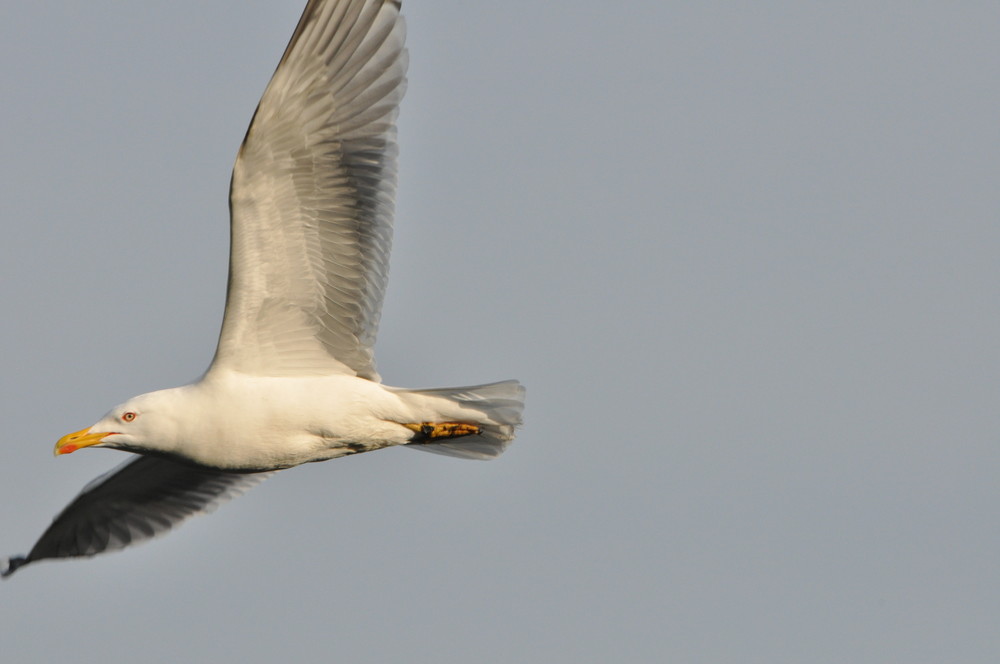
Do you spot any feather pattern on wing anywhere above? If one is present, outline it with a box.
[211,0,407,379]
[1,456,270,577]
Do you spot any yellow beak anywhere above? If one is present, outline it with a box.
[55,428,111,456]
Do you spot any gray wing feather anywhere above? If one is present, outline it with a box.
[211,0,407,379]
[1,456,270,578]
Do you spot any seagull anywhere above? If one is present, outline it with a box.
[2,0,524,578]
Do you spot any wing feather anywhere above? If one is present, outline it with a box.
[2,456,270,577]
[211,0,407,379]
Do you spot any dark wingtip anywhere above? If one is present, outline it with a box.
[1,556,28,579]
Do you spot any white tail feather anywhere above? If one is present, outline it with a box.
[394,380,525,459]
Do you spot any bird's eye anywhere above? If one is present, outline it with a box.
[122,412,137,422]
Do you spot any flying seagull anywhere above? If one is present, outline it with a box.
[2,0,524,578]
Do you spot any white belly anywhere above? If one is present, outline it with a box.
[170,372,417,470]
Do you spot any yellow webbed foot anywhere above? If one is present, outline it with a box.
[401,422,481,441]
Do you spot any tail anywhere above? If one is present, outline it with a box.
[393,380,525,460]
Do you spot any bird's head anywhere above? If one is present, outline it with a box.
[54,392,178,456]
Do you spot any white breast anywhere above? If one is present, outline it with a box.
[168,372,415,470]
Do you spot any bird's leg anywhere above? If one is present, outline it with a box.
[401,422,481,441]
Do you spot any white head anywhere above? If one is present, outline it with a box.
[54,389,185,457]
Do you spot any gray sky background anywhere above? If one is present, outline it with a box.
[2,2,999,662]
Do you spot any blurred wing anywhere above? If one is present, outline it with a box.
[1,456,270,578]
[210,0,407,380]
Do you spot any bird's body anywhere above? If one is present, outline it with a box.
[2,0,524,578]
[89,372,520,472]
[98,373,414,471]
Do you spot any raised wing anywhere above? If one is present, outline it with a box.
[210,0,407,380]
[1,456,270,578]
